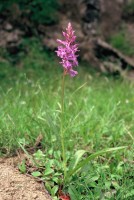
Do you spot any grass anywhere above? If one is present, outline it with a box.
[108,31,134,56]
[0,40,134,199]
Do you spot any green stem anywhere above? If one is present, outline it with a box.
[60,71,66,178]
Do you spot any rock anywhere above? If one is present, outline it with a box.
[0,23,23,57]
[100,0,125,38]
[6,32,19,43]
[82,0,100,23]
[4,23,13,31]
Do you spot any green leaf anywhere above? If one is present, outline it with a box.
[32,171,41,177]
[85,175,99,185]
[112,181,120,190]
[54,150,61,159]
[68,185,80,200]
[125,189,134,198]
[71,82,87,96]
[69,150,86,170]
[52,197,59,200]
[51,185,58,196]
[46,160,54,168]
[105,181,111,189]
[18,160,26,174]
[44,168,54,176]
[67,146,126,178]
[45,182,52,194]
[52,177,59,183]
[34,149,45,159]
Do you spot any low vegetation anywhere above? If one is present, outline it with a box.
[0,0,59,24]
[0,40,134,199]
[108,31,134,56]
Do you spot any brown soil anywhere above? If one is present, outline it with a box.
[0,157,52,200]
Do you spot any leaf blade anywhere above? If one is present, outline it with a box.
[68,146,127,177]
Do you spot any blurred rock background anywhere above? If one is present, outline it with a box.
[0,0,134,75]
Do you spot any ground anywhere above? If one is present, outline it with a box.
[0,157,51,200]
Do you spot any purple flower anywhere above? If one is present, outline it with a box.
[56,22,79,77]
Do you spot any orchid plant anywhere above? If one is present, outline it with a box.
[55,22,126,185]
[56,22,79,179]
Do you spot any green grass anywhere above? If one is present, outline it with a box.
[0,41,134,199]
[108,31,134,56]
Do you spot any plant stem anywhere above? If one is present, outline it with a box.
[60,71,66,178]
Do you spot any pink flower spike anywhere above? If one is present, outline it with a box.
[56,22,79,77]
[70,69,78,77]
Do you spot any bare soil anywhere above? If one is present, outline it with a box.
[0,157,51,200]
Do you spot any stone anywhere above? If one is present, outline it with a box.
[4,23,13,31]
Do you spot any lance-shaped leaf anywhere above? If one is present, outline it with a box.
[67,146,126,179]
